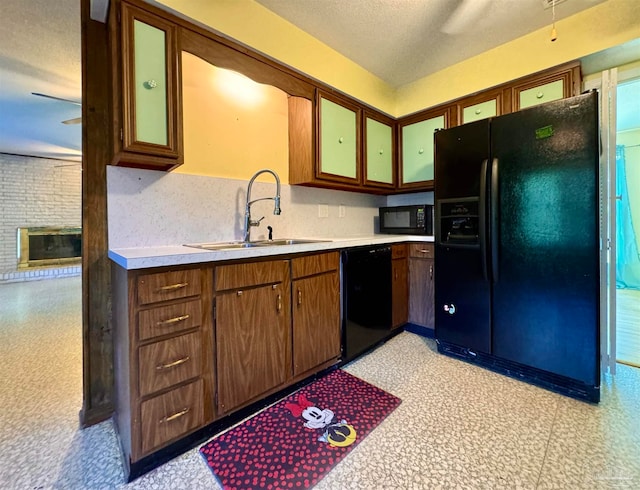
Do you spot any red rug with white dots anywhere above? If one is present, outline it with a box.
[200,369,401,489]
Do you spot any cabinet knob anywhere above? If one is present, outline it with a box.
[144,79,158,89]
[338,136,344,144]
[536,91,544,99]
[418,148,424,154]
[379,149,384,155]
[475,108,482,115]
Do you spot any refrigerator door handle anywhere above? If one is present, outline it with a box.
[479,159,488,281]
[491,157,499,283]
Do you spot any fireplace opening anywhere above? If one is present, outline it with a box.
[17,227,82,269]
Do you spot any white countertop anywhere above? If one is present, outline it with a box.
[109,235,434,270]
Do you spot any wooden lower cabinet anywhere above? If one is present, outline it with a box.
[216,280,291,413]
[214,259,291,414]
[392,244,408,328]
[111,263,215,475]
[408,243,435,328]
[291,252,341,376]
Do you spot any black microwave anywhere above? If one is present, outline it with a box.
[379,204,434,235]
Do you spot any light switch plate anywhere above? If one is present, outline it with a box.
[339,205,346,218]
[318,204,329,218]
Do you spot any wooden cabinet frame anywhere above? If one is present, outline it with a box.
[363,111,397,190]
[315,90,362,186]
[397,104,457,192]
[111,1,183,170]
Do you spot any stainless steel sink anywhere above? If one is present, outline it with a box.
[183,241,257,251]
[253,238,330,246]
[183,238,330,251]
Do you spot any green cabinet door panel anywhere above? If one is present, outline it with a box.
[402,116,444,184]
[462,99,497,124]
[366,117,393,184]
[320,98,357,179]
[519,79,564,109]
[134,19,168,146]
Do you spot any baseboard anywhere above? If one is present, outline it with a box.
[403,323,435,339]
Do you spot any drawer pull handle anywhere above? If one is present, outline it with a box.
[156,356,190,370]
[157,282,188,293]
[157,314,190,327]
[430,264,434,280]
[276,294,282,313]
[159,407,189,424]
[297,288,302,306]
[419,249,429,254]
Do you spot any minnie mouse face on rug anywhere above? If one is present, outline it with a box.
[285,394,357,448]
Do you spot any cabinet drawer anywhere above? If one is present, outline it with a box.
[138,299,201,341]
[140,379,204,455]
[291,252,339,279]
[391,244,408,259]
[215,260,289,291]
[409,243,434,258]
[139,331,202,397]
[138,269,201,305]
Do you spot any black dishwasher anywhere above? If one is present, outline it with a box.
[342,245,392,362]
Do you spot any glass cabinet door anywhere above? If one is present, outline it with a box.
[401,115,445,186]
[365,115,394,188]
[119,3,181,168]
[318,93,360,184]
[519,79,565,109]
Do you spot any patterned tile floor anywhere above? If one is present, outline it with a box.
[1,277,639,489]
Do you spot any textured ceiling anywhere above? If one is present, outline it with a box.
[0,0,638,162]
[254,0,606,88]
[0,0,81,161]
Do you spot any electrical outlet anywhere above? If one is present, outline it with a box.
[318,204,329,218]
[339,205,346,218]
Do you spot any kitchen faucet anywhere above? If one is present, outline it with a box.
[243,169,281,243]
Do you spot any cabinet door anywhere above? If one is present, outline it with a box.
[399,110,448,189]
[392,258,408,328]
[317,92,361,185]
[462,99,497,124]
[518,79,564,109]
[119,3,182,169]
[292,271,340,376]
[408,257,435,328]
[217,283,290,413]
[364,115,395,189]
[509,62,580,112]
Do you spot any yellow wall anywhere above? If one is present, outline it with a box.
[158,0,396,115]
[397,0,640,115]
[178,52,289,179]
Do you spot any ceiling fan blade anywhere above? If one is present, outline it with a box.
[441,0,493,35]
[32,92,81,106]
[62,117,82,125]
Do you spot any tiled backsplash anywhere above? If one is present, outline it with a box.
[107,167,431,249]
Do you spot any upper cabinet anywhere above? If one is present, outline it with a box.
[317,92,361,185]
[508,61,581,112]
[458,87,505,125]
[398,105,455,191]
[289,91,395,194]
[364,112,396,190]
[111,2,183,171]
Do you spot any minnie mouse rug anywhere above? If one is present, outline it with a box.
[200,369,401,489]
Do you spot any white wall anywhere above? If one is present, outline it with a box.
[0,154,81,282]
[107,166,396,249]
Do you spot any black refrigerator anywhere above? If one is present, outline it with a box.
[434,92,600,402]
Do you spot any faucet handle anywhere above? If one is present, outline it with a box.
[249,216,264,227]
